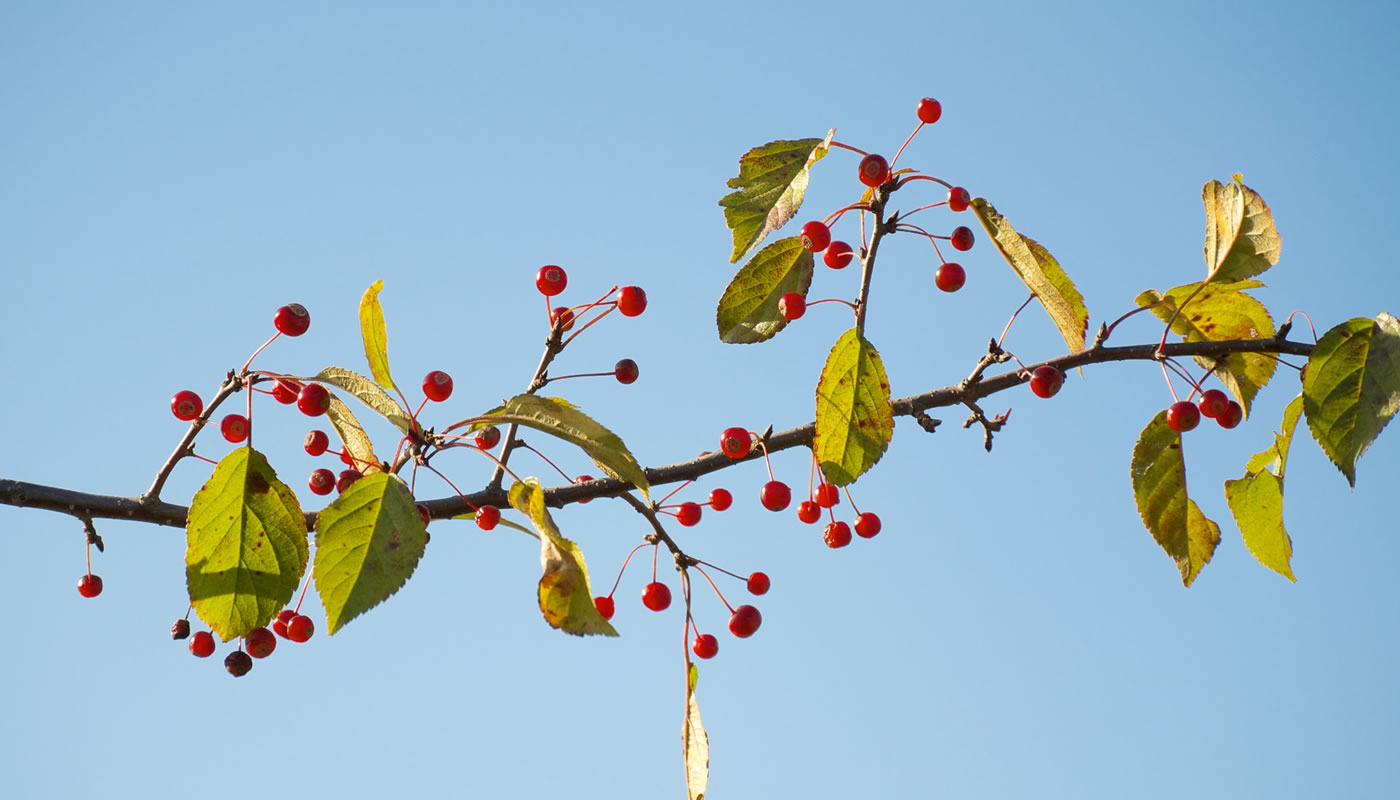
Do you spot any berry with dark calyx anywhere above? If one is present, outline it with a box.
[336,469,362,493]
[641,581,672,612]
[286,615,314,643]
[77,574,103,598]
[273,303,311,337]
[1028,365,1064,399]
[417,503,431,526]
[308,468,336,496]
[474,426,501,450]
[800,220,831,252]
[797,500,822,524]
[189,631,216,658]
[614,358,639,384]
[746,571,770,596]
[1217,401,1244,430]
[692,633,719,660]
[422,370,453,402]
[675,502,702,527]
[297,383,331,417]
[917,97,943,124]
[551,306,576,331]
[1198,388,1229,419]
[824,520,852,548]
[947,186,971,212]
[536,265,568,296]
[273,609,296,638]
[854,512,882,539]
[574,475,594,504]
[858,153,890,187]
[475,505,500,531]
[779,292,806,321]
[720,427,751,459]
[272,378,301,404]
[760,480,791,512]
[708,488,732,511]
[1167,401,1201,433]
[950,226,975,251]
[618,286,648,317]
[171,390,203,421]
[728,605,762,638]
[814,482,840,509]
[171,619,191,640]
[224,651,252,677]
[824,240,854,269]
[304,430,329,456]
[594,596,616,621]
[220,414,249,443]
[935,262,965,292]
[245,627,276,659]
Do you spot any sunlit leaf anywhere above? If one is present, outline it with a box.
[313,473,425,634]
[359,280,395,389]
[685,662,709,800]
[1202,177,1280,284]
[307,366,412,434]
[814,329,894,486]
[1225,395,1304,581]
[715,237,814,344]
[1302,313,1400,487]
[508,479,618,637]
[718,130,834,263]
[1131,411,1222,586]
[325,394,380,474]
[186,447,308,641]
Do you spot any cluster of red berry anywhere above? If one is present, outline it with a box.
[1166,389,1243,433]
[171,604,315,677]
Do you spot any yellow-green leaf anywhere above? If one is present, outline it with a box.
[715,237,814,344]
[508,479,618,637]
[325,394,380,474]
[718,130,834,263]
[307,366,412,434]
[971,198,1089,354]
[1225,395,1304,581]
[359,280,395,389]
[313,473,425,634]
[1130,411,1222,586]
[814,329,893,486]
[1302,313,1400,487]
[1203,177,1280,284]
[186,447,308,641]
[685,662,709,800]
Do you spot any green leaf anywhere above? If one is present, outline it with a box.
[1136,280,1276,416]
[313,472,425,634]
[306,366,412,434]
[814,329,894,486]
[1302,313,1400,487]
[359,280,395,390]
[186,447,308,641]
[1130,411,1222,586]
[685,663,709,800]
[1203,177,1280,283]
[1225,395,1304,581]
[508,479,618,637]
[970,198,1089,354]
[325,394,380,473]
[718,130,834,263]
[715,237,814,344]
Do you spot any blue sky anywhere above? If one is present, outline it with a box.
[2,2,1397,798]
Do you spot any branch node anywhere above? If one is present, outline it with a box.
[911,410,941,434]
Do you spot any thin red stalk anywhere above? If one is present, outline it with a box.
[889,123,923,170]
[997,294,1039,348]
[828,140,869,156]
[692,565,734,613]
[606,542,649,597]
[240,331,281,373]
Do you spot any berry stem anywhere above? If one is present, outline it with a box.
[827,140,869,156]
[606,542,650,598]
[996,294,1039,349]
[655,479,694,508]
[140,371,246,504]
[1284,310,1320,343]
[692,565,735,614]
[240,332,281,373]
[888,123,924,172]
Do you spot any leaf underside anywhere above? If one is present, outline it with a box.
[718,130,834,263]
[715,236,814,343]
[509,479,618,636]
[814,329,894,486]
[1203,177,1280,284]
[1131,411,1221,586]
[1302,312,1400,487]
[308,366,412,434]
[685,663,709,800]
[325,394,380,474]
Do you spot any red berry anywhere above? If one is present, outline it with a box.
[614,358,639,384]
[304,430,330,456]
[308,468,336,495]
[858,153,890,187]
[728,604,762,638]
[224,650,253,677]
[675,502,702,527]
[642,581,672,612]
[273,609,296,638]
[797,500,821,524]
[416,503,431,526]
[575,474,594,504]
[935,263,965,292]
[171,390,203,421]
[720,427,751,459]
[536,265,568,296]
[824,520,852,548]
[245,627,276,659]
[551,306,576,331]
[297,383,331,417]
[272,378,301,404]
[854,512,882,539]
[286,615,314,643]
[708,488,732,511]
[475,505,500,531]
[594,596,616,620]
[824,240,854,269]
[340,450,355,466]
[1217,401,1244,429]
[746,571,770,595]
[1167,401,1201,433]
[1198,388,1229,419]
[779,292,806,321]
[916,97,943,124]
[947,186,971,212]
[950,226,975,251]
[474,426,501,450]
[1029,366,1064,399]
[692,633,719,659]
[336,469,362,493]
[760,480,791,512]
[189,631,216,658]
[618,286,648,317]
[77,573,103,598]
[422,370,454,402]
[800,220,831,252]
[273,303,311,337]
[171,619,191,640]
[220,414,249,443]
[814,482,840,509]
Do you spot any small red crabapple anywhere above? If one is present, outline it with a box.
[728,605,762,638]
[675,502,702,527]
[272,378,301,405]
[642,581,672,612]
[824,240,854,269]
[916,97,943,124]
[800,220,831,252]
[779,292,806,321]
[189,631,216,658]
[574,474,595,504]
[692,634,719,660]
[950,226,975,251]
[171,619,191,640]
[551,306,576,331]
[854,512,882,539]
[746,571,770,595]
[858,153,890,187]
[336,469,362,493]
[474,426,501,450]
[297,384,331,417]
[708,488,732,511]
[1217,401,1244,429]
[273,303,311,337]
[814,482,840,509]
[308,468,336,496]
[614,358,639,384]
[171,390,203,421]
[1198,389,1229,419]
[287,615,314,643]
[1166,401,1201,433]
[797,500,822,524]
[536,265,568,296]
[720,427,751,459]
[824,521,852,548]
[1028,366,1064,399]
[947,186,971,212]
[618,286,648,317]
[416,503,431,526]
[224,651,253,677]
[760,480,791,512]
[274,609,296,638]
[475,505,501,531]
[594,596,616,620]
[77,573,103,598]
[935,263,965,292]
[422,370,453,402]
[245,627,276,659]
[304,430,330,456]
[220,414,249,443]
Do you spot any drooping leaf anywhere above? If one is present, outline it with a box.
[1136,280,1276,416]
[715,237,814,344]
[685,662,709,800]
[1225,395,1304,581]
[814,329,894,486]
[718,130,834,263]
[307,366,412,434]
[359,280,395,389]
[186,447,308,641]
[325,394,380,474]
[1302,313,1400,487]
[970,198,1089,354]
[313,472,425,634]
[1202,177,1280,284]
[1130,411,1222,586]
[508,479,618,637]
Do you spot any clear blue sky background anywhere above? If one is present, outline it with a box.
[2,2,1397,798]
